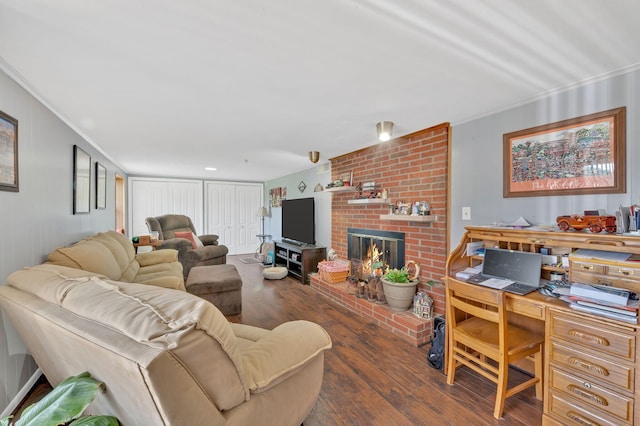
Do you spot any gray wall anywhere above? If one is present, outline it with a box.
[450,69,639,249]
[264,164,332,249]
[0,68,125,412]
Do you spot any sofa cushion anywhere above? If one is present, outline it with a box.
[175,231,198,249]
[6,265,249,410]
[89,232,135,273]
[48,239,123,280]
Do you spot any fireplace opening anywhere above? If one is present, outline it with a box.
[347,228,405,279]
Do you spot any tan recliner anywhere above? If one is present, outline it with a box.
[0,263,332,425]
[145,214,229,278]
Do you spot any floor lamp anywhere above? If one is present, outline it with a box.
[257,207,270,262]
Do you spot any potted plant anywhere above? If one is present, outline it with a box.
[381,266,418,311]
[1,372,119,426]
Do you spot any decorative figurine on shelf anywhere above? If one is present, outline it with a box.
[556,214,616,233]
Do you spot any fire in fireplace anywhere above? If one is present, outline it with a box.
[347,228,405,278]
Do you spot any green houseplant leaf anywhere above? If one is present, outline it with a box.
[70,416,119,426]
[7,372,118,426]
[382,267,410,283]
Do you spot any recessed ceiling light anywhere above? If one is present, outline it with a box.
[205,167,217,171]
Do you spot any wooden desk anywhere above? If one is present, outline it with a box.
[446,227,640,425]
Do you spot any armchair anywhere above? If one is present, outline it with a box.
[146,214,228,278]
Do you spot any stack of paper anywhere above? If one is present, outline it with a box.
[567,283,637,323]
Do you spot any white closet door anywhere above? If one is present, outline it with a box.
[129,178,203,237]
[235,184,262,255]
[205,182,236,253]
[205,181,263,255]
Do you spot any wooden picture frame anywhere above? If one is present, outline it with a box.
[0,110,19,192]
[95,161,107,209]
[73,145,91,214]
[503,107,626,198]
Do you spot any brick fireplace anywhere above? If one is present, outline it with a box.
[310,122,450,346]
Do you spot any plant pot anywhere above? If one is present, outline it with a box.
[381,278,418,311]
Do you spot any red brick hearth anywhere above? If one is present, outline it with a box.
[310,274,436,346]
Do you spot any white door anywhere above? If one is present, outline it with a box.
[235,184,262,254]
[204,181,263,255]
[129,178,203,237]
[205,183,236,253]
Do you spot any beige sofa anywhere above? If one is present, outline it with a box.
[0,262,332,425]
[47,230,185,290]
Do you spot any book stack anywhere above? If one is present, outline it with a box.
[568,283,638,323]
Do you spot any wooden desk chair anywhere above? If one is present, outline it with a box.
[445,280,544,419]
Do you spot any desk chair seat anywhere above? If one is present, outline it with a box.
[446,279,544,419]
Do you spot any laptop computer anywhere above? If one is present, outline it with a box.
[466,248,543,295]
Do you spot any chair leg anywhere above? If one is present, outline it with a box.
[446,346,456,385]
[494,361,508,419]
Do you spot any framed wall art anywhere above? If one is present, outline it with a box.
[503,107,626,198]
[0,110,18,192]
[73,145,91,214]
[95,161,107,209]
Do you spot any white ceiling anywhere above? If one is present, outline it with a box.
[1,1,640,182]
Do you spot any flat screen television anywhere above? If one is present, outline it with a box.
[281,197,315,245]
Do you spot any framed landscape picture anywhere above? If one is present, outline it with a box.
[0,111,18,192]
[503,107,626,198]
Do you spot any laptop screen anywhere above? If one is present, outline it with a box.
[482,248,543,286]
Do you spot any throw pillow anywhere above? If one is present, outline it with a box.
[174,231,198,249]
[192,232,204,248]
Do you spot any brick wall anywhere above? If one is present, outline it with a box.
[330,122,449,316]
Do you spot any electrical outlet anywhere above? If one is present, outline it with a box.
[462,206,471,221]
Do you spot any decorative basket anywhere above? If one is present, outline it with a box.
[318,260,350,283]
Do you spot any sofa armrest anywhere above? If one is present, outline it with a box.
[234,320,332,392]
[198,234,219,246]
[135,249,179,266]
[182,245,229,263]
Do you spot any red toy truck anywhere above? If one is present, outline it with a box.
[556,214,617,233]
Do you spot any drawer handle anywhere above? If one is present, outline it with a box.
[617,269,634,276]
[568,329,610,346]
[568,357,610,376]
[567,411,600,426]
[579,264,594,271]
[529,239,546,244]
[567,385,608,406]
[596,279,613,286]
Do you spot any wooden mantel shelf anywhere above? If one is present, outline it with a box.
[379,214,440,222]
[324,186,357,193]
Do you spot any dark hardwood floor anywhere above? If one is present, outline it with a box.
[14,255,543,425]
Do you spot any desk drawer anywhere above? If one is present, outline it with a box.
[549,341,634,392]
[548,389,626,426]
[506,296,545,319]
[549,312,635,360]
[549,367,633,423]
[571,261,607,275]
[571,270,640,293]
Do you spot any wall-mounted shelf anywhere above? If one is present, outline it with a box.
[324,186,357,193]
[347,198,389,205]
[379,214,440,222]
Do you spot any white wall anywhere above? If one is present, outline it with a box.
[450,69,639,249]
[0,69,125,413]
[264,164,332,249]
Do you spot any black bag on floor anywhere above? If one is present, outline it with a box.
[427,316,445,371]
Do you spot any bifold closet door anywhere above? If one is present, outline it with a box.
[204,182,262,255]
[129,178,203,237]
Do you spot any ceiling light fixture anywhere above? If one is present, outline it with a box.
[376,121,394,141]
[309,151,320,163]
[205,167,217,171]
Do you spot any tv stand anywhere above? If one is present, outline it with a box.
[274,241,326,284]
